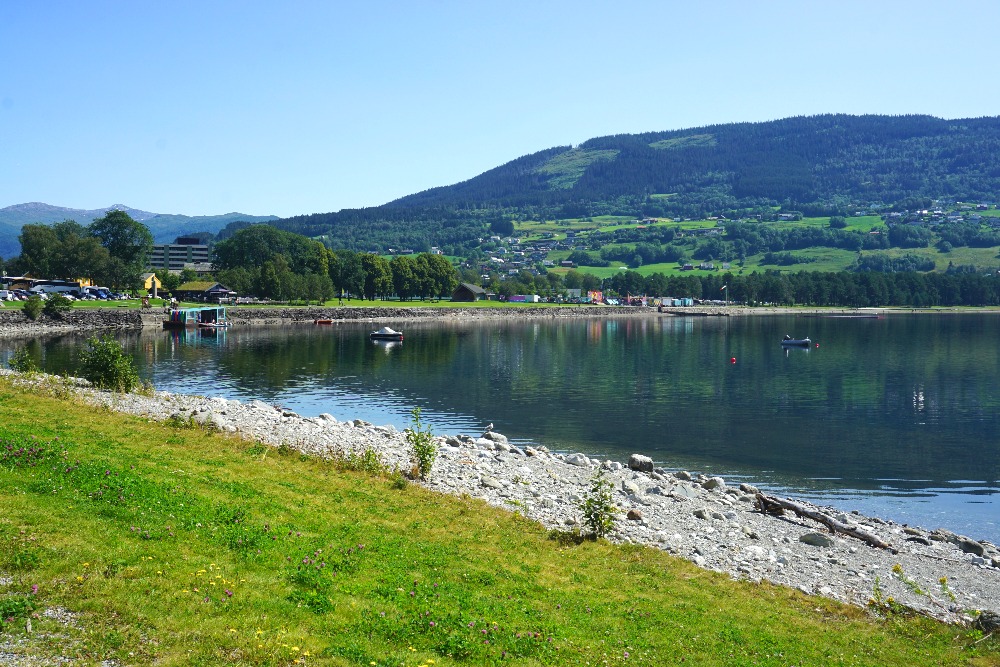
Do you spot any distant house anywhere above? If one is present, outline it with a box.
[141,273,162,298]
[173,281,237,303]
[451,282,487,302]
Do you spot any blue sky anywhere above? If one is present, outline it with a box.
[2,0,998,218]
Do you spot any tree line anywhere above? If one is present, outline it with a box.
[7,211,153,287]
[600,269,1000,308]
[212,225,458,302]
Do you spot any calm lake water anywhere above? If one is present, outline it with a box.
[5,313,999,543]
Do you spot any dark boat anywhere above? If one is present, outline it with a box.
[370,326,403,341]
[781,334,811,347]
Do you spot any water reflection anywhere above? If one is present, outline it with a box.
[2,314,997,542]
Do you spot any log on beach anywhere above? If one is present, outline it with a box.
[755,493,898,553]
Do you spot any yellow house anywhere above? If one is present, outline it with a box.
[142,273,162,298]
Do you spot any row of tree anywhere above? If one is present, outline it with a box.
[10,211,153,287]
[601,269,1000,308]
[211,225,459,301]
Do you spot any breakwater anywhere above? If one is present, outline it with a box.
[0,305,649,337]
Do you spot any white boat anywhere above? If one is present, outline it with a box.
[369,326,403,341]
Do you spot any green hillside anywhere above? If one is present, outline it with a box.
[271,114,1000,254]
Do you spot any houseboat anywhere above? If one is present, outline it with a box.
[163,306,230,329]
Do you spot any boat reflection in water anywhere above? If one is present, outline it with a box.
[371,339,402,353]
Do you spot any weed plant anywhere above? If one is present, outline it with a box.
[579,467,618,539]
[405,407,437,479]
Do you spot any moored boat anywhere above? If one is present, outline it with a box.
[780,334,811,347]
[370,326,403,341]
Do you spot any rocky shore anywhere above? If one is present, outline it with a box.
[5,369,997,628]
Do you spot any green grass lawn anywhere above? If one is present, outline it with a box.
[1,375,998,665]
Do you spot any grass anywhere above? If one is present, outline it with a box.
[0,375,998,666]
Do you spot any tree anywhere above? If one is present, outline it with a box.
[390,255,419,301]
[360,254,392,300]
[829,216,848,229]
[18,224,60,277]
[331,250,364,298]
[89,210,153,286]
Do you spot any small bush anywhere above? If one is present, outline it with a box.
[78,335,140,392]
[42,293,73,318]
[579,467,618,539]
[405,407,437,479]
[7,348,38,373]
[22,296,43,321]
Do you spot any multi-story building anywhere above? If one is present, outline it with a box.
[149,237,210,272]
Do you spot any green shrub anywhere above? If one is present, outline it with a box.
[42,293,73,318]
[405,407,437,479]
[78,335,140,392]
[579,467,618,539]
[22,296,43,321]
[7,348,38,373]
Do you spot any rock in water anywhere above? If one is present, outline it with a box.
[628,453,654,472]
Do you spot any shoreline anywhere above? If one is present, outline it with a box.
[3,303,1000,338]
[3,368,997,625]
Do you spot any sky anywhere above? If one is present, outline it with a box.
[2,0,999,219]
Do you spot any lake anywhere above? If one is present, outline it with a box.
[4,312,998,544]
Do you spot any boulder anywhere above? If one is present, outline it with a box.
[799,532,835,548]
[674,470,693,481]
[482,431,508,444]
[702,476,726,491]
[958,539,986,557]
[621,480,643,496]
[628,454,654,472]
[626,509,643,521]
[566,453,590,467]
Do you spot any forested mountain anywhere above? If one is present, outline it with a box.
[0,203,278,257]
[273,115,1000,252]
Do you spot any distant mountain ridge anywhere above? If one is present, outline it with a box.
[0,203,278,258]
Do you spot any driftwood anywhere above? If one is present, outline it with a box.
[755,493,897,553]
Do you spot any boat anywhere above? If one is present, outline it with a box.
[314,319,334,325]
[164,306,229,329]
[369,326,403,341]
[780,335,811,347]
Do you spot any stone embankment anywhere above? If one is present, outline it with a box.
[0,309,145,338]
[7,369,995,627]
[0,305,648,337]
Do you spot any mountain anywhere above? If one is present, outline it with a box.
[271,114,1000,253]
[0,203,278,257]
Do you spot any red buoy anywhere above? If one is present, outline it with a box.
[815,343,819,348]
[730,357,736,364]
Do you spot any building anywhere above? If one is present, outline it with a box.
[149,237,210,272]
[141,273,162,298]
[451,282,487,302]
[173,281,236,303]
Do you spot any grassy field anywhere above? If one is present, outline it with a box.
[1,375,998,666]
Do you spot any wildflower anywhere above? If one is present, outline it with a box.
[30,585,38,594]
[892,563,903,574]
[225,589,233,597]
